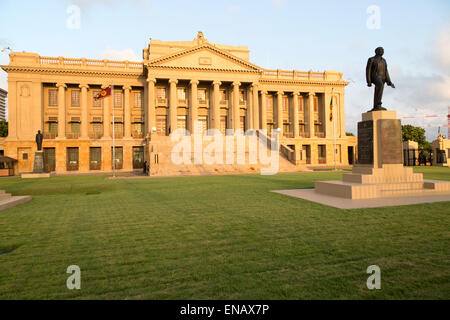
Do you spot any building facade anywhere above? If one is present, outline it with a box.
[1,32,355,175]
[0,88,7,121]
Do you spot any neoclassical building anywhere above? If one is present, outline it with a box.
[2,32,356,175]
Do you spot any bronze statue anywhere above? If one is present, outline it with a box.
[36,130,43,151]
[366,47,395,111]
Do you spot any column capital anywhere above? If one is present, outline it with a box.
[78,83,89,90]
[291,91,300,96]
[212,80,222,86]
[308,92,316,97]
[56,82,66,88]
[101,84,110,89]
[169,79,178,85]
[250,82,259,89]
[277,90,284,96]
[232,81,241,87]
[147,77,156,84]
[260,90,268,95]
[190,79,200,85]
[123,85,132,91]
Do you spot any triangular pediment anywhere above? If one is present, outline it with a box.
[148,44,261,72]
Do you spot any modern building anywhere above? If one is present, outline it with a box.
[0,88,7,121]
[1,32,356,175]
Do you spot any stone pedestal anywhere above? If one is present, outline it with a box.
[33,150,44,173]
[315,110,450,199]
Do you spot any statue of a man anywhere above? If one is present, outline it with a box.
[366,47,395,111]
[36,130,43,151]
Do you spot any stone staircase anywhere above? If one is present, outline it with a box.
[146,135,309,176]
[0,190,32,211]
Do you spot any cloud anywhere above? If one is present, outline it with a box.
[99,47,140,61]
[434,24,450,70]
[70,0,150,10]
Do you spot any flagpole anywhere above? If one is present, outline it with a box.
[332,88,337,171]
[112,80,115,178]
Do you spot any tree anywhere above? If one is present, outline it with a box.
[346,132,354,136]
[401,124,430,152]
[0,121,7,137]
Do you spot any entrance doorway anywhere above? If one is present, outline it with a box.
[43,147,56,172]
[348,146,354,165]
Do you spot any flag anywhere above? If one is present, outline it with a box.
[94,87,111,100]
[329,96,333,122]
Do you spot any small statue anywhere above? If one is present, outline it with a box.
[366,47,395,111]
[36,130,43,151]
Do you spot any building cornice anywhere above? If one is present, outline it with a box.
[1,65,144,78]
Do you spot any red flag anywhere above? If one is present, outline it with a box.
[94,87,111,100]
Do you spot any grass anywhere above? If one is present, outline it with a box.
[0,167,449,299]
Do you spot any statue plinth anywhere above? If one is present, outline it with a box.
[314,110,450,199]
[33,150,45,173]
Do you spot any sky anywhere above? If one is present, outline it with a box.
[0,0,449,140]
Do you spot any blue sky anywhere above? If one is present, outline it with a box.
[1,0,449,139]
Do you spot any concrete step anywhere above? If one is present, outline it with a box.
[0,193,12,201]
[0,196,32,211]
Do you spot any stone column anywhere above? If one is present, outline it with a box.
[102,84,110,139]
[5,81,16,140]
[189,79,199,135]
[276,91,283,136]
[339,92,345,138]
[308,92,315,138]
[169,79,178,135]
[252,83,259,130]
[232,81,241,131]
[246,86,253,131]
[123,85,132,138]
[56,82,66,139]
[260,90,267,130]
[79,84,89,139]
[146,78,156,135]
[212,80,221,130]
[324,89,332,139]
[292,91,299,137]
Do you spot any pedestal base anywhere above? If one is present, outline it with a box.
[33,150,44,173]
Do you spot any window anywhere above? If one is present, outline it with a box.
[71,90,80,107]
[313,96,319,112]
[71,122,80,133]
[318,145,326,164]
[282,96,288,112]
[156,115,167,136]
[198,89,207,103]
[240,116,246,131]
[49,122,58,134]
[93,123,102,134]
[133,123,143,134]
[298,96,304,112]
[177,115,187,131]
[89,147,101,170]
[134,92,142,109]
[23,153,28,160]
[198,115,208,134]
[177,87,186,102]
[48,89,58,106]
[239,90,246,104]
[266,95,273,109]
[93,91,101,107]
[299,123,305,133]
[220,90,227,103]
[220,116,227,135]
[132,146,144,169]
[157,88,166,100]
[111,146,123,169]
[283,122,290,136]
[113,122,123,137]
[67,147,79,171]
[114,91,122,108]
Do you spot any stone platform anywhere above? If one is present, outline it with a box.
[0,190,32,211]
[21,172,51,179]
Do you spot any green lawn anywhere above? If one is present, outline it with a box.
[0,167,449,299]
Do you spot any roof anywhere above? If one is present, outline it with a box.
[0,156,17,163]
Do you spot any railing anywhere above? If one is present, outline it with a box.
[318,158,327,164]
[132,132,144,139]
[43,132,57,139]
[299,132,310,138]
[283,132,294,138]
[67,163,79,171]
[198,99,207,104]
[178,99,187,104]
[114,133,123,139]
[90,163,101,170]
[220,100,228,105]
[89,133,103,139]
[315,132,325,138]
[157,98,167,105]
[66,133,80,139]
[261,69,344,81]
[39,56,144,72]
